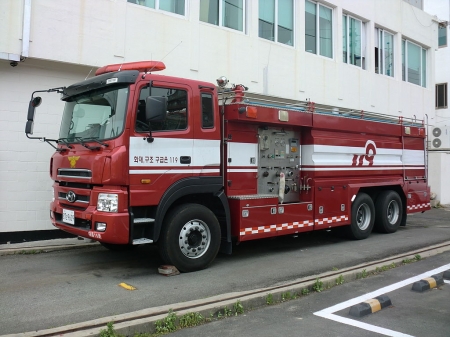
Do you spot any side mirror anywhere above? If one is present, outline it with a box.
[25,96,42,135]
[145,96,167,122]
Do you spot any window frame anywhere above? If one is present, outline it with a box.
[342,13,365,69]
[258,0,294,46]
[135,84,189,133]
[402,39,427,88]
[305,0,333,58]
[375,28,394,77]
[127,0,186,16]
[436,83,448,109]
[200,0,246,33]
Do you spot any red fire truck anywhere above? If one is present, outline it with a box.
[25,61,430,272]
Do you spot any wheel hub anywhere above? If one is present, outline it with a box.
[178,220,211,259]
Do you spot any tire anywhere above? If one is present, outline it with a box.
[158,203,221,273]
[346,193,375,240]
[374,190,403,233]
[100,243,137,251]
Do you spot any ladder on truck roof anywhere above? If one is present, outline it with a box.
[218,89,425,128]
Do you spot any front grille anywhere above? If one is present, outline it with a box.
[58,169,92,179]
[55,213,91,230]
[58,192,89,203]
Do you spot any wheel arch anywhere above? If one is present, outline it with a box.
[152,177,232,252]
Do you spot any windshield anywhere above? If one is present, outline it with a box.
[59,86,129,142]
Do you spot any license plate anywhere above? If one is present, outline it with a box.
[62,209,75,225]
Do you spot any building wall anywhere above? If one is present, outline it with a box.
[424,0,450,204]
[0,0,439,235]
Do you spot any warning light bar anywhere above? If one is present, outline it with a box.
[95,61,166,76]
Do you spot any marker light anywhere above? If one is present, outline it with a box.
[238,106,258,119]
[95,222,107,232]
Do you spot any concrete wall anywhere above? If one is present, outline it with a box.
[0,0,440,234]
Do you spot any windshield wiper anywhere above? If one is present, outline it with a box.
[57,138,74,151]
[83,137,109,148]
[73,137,107,151]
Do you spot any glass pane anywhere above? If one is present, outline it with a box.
[349,18,361,67]
[128,0,155,8]
[159,0,185,15]
[147,87,188,132]
[305,1,316,54]
[407,42,420,85]
[438,25,447,47]
[384,32,394,77]
[200,0,219,25]
[201,94,214,128]
[259,0,274,40]
[436,84,447,108]
[60,87,129,141]
[343,15,347,63]
[223,0,244,31]
[402,40,405,81]
[421,48,426,87]
[319,5,332,58]
[278,0,293,45]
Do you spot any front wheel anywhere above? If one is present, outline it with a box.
[374,190,403,233]
[346,193,375,240]
[158,203,221,273]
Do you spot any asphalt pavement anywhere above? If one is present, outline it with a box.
[0,207,449,336]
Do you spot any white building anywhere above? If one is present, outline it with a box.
[0,0,439,241]
[424,0,450,206]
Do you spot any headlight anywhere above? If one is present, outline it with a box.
[52,187,55,202]
[97,193,118,212]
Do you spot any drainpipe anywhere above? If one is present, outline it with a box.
[0,0,31,64]
[21,0,31,59]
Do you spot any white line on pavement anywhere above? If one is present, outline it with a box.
[314,263,450,337]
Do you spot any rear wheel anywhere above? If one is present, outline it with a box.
[346,193,375,240]
[374,190,402,233]
[158,203,221,273]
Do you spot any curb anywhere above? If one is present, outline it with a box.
[348,295,392,317]
[4,241,450,337]
[411,274,444,292]
[0,242,99,256]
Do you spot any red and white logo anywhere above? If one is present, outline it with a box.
[352,140,376,166]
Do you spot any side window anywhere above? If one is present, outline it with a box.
[201,93,214,128]
[135,86,188,132]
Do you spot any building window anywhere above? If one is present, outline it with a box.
[375,28,394,77]
[200,0,245,32]
[259,0,293,46]
[438,23,447,47]
[343,14,365,68]
[127,0,185,15]
[305,1,333,58]
[436,83,448,109]
[402,39,427,87]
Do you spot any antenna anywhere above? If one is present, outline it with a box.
[145,41,183,74]
[85,68,93,80]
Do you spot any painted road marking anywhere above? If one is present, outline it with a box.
[119,282,137,291]
[314,263,450,337]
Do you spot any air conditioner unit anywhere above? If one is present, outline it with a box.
[430,126,450,150]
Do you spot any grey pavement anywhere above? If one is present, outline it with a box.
[0,207,449,335]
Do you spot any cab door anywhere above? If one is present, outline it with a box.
[129,80,194,206]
